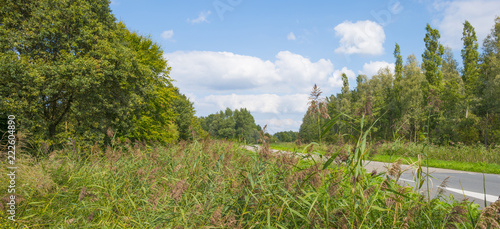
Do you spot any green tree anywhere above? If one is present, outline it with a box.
[438,48,465,143]
[422,24,445,92]
[0,0,178,147]
[125,29,178,144]
[200,108,259,143]
[400,55,426,142]
[461,20,480,119]
[172,92,203,141]
[274,131,299,142]
[233,108,259,143]
[393,43,403,124]
[477,17,500,145]
[368,67,395,140]
[422,24,445,142]
[394,43,404,83]
[1,0,131,141]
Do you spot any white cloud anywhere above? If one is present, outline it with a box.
[265,118,302,128]
[359,61,395,77]
[434,0,500,49]
[201,94,309,114]
[274,51,334,88]
[287,32,296,40]
[188,11,211,24]
[328,67,356,87]
[167,51,280,90]
[161,30,174,40]
[263,118,303,132]
[164,50,356,133]
[334,20,386,55]
[166,51,336,93]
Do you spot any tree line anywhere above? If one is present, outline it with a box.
[199,108,261,143]
[300,19,500,146]
[0,0,203,151]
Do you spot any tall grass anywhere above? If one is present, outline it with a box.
[1,131,499,227]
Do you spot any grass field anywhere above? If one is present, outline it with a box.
[1,138,500,228]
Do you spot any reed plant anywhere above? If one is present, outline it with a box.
[1,119,498,228]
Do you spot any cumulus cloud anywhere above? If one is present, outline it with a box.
[328,67,356,87]
[161,30,174,40]
[165,51,336,93]
[188,11,211,24]
[359,61,395,77]
[164,50,360,133]
[287,32,296,40]
[167,51,280,90]
[434,0,500,49]
[274,51,334,86]
[334,20,386,55]
[201,94,309,114]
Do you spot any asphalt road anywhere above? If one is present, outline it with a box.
[243,145,500,208]
[364,161,500,208]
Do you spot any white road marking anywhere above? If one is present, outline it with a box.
[399,178,414,183]
[396,178,499,203]
[443,187,499,203]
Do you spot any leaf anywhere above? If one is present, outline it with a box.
[370,206,389,212]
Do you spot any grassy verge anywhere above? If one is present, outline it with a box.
[270,142,500,174]
[1,139,499,228]
[370,155,500,174]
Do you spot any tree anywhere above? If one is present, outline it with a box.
[438,48,465,143]
[422,24,445,92]
[461,20,480,119]
[400,55,426,142]
[1,0,131,141]
[125,29,178,144]
[394,43,403,84]
[422,24,445,142]
[233,108,259,143]
[274,131,299,142]
[200,108,260,143]
[0,0,178,147]
[172,91,202,141]
[392,43,404,134]
[477,17,500,145]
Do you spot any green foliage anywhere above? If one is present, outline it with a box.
[274,130,299,142]
[298,19,500,146]
[462,20,480,108]
[200,108,260,143]
[172,91,205,141]
[0,0,193,149]
[422,24,445,92]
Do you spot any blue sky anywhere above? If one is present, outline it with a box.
[110,0,500,133]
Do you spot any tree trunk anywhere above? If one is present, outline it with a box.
[484,128,488,148]
[49,123,57,138]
